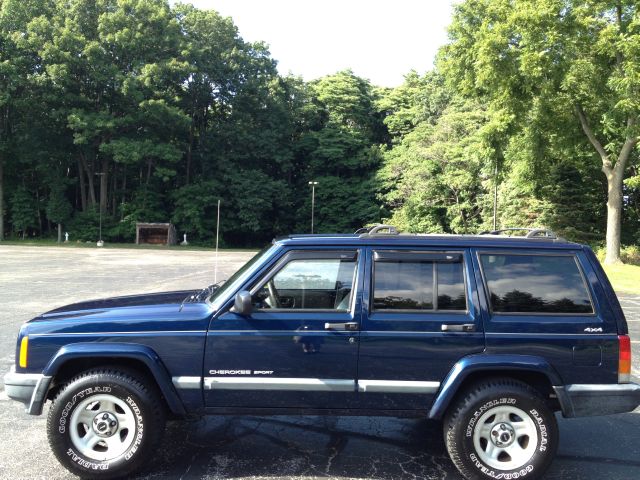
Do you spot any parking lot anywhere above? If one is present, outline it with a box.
[1,245,639,479]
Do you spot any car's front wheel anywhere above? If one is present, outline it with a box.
[444,378,558,480]
[47,368,166,479]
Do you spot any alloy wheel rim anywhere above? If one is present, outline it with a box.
[472,405,538,471]
[69,394,137,461]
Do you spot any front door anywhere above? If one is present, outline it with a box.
[357,248,486,410]
[204,248,363,409]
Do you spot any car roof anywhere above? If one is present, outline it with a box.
[274,233,583,250]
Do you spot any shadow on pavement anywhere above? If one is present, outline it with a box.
[136,415,461,479]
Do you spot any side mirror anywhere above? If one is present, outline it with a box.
[231,290,253,316]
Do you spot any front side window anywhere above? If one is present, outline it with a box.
[252,254,357,311]
[372,252,466,312]
[479,254,593,314]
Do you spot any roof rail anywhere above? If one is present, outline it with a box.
[479,227,558,239]
[357,224,399,237]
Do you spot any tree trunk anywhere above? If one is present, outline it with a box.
[57,223,62,243]
[146,158,153,185]
[604,170,624,264]
[77,156,87,211]
[35,188,43,236]
[121,168,127,220]
[99,158,108,214]
[0,152,4,241]
[79,152,96,208]
[111,165,117,215]
[186,124,194,185]
[575,106,637,265]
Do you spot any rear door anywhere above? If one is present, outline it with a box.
[474,249,619,384]
[356,247,485,410]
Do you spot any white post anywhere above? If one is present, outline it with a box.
[308,181,319,234]
[214,199,221,284]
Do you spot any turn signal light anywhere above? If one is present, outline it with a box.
[619,335,631,383]
[19,336,28,368]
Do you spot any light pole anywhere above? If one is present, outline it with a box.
[95,172,105,246]
[492,160,498,231]
[308,181,318,234]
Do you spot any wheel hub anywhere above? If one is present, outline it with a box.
[92,411,119,438]
[490,422,515,447]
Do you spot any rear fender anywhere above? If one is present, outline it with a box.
[428,354,564,419]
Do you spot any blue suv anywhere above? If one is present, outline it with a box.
[4,226,640,480]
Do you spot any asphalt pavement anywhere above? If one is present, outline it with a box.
[0,245,639,480]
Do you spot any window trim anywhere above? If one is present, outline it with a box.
[370,250,469,314]
[476,250,596,317]
[249,249,360,313]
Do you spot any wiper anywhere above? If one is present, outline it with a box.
[179,280,227,311]
[196,280,226,301]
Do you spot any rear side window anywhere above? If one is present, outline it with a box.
[479,254,593,314]
[372,252,466,312]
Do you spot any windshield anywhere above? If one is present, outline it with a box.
[207,244,276,308]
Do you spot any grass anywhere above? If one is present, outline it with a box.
[0,239,256,252]
[603,263,640,295]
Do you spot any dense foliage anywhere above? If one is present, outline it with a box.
[0,0,638,257]
[0,0,384,246]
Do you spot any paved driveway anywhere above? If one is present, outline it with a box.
[0,245,639,479]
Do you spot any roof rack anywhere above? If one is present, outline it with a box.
[479,227,558,239]
[357,224,399,237]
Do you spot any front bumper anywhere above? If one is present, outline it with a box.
[3,366,51,415]
[555,383,640,417]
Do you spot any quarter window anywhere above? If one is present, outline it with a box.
[372,252,466,311]
[480,254,593,314]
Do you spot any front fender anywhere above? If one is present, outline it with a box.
[35,342,186,416]
[428,354,563,419]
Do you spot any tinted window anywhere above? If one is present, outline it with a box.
[373,255,466,311]
[373,261,434,310]
[437,262,467,310]
[253,257,356,310]
[480,254,593,314]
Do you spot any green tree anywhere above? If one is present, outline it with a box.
[10,186,37,238]
[378,95,489,233]
[46,181,72,242]
[440,0,640,263]
[297,70,386,232]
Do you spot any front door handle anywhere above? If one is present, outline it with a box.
[325,322,359,331]
[441,323,476,332]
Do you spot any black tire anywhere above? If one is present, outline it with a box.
[443,378,558,480]
[47,368,166,479]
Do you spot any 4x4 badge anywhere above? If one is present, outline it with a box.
[584,327,603,333]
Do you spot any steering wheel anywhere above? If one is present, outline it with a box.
[266,280,281,308]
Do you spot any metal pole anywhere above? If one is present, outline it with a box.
[214,199,220,284]
[492,161,498,231]
[95,172,105,244]
[311,184,315,234]
[308,181,318,234]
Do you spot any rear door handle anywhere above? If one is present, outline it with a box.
[441,323,476,332]
[325,322,359,331]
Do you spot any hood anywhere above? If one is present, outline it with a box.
[38,290,196,319]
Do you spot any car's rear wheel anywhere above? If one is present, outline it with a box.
[444,378,558,480]
[47,368,165,479]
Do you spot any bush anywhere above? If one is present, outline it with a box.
[594,245,640,265]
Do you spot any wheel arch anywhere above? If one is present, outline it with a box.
[38,343,186,416]
[429,354,564,420]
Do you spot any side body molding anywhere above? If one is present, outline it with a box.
[428,354,564,420]
[38,343,186,416]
